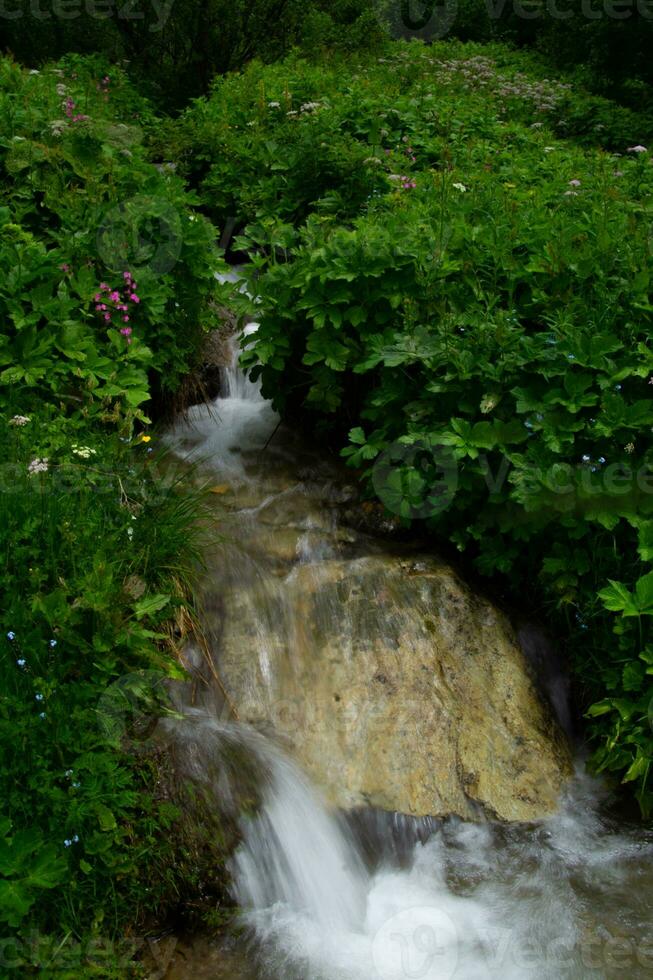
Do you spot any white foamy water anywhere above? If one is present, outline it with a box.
[170,712,653,980]
[166,276,278,480]
[166,274,653,980]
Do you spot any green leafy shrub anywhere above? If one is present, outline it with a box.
[1,1,386,108]
[0,56,231,970]
[0,55,224,425]
[179,43,653,815]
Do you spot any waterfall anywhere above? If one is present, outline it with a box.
[166,709,653,980]
[164,273,653,980]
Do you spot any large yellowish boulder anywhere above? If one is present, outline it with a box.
[205,549,572,821]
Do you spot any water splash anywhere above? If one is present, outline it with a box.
[167,711,653,980]
[164,274,653,980]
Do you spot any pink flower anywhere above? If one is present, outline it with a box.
[94,293,101,302]
[122,271,131,280]
[568,179,581,187]
[109,291,120,302]
[59,263,70,272]
[120,326,132,336]
[104,313,111,321]
[129,294,140,303]
[122,315,130,322]
[627,145,647,153]
[100,283,109,290]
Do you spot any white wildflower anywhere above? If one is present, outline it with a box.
[9,415,31,426]
[267,101,280,108]
[55,83,67,96]
[71,445,96,459]
[28,458,49,475]
[452,182,468,192]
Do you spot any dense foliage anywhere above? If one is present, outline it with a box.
[2,0,385,108]
[169,42,653,816]
[384,0,653,117]
[0,56,229,971]
[3,20,653,972]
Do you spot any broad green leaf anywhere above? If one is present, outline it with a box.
[134,593,171,620]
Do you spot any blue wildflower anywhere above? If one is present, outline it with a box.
[38,712,46,719]
[582,455,590,462]
[72,834,79,843]
[64,839,72,847]
[7,632,15,641]
[35,693,44,702]
[598,456,606,464]
[49,639,57,648]
[16,659,26,668]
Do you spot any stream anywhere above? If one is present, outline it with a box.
[161,275,653,980]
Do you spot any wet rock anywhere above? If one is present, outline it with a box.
[208,553,573,822]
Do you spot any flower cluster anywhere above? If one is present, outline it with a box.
[63,96,88,124]
[9,415,30,426]
[28,458,49,475]
[71,445,97,459]
[402,138,416,164]
[433,56,571,116]
[94,272,140,343]
[389,174,417,190]
[96,75,110,102]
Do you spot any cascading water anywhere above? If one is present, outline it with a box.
[164,275,653,980]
